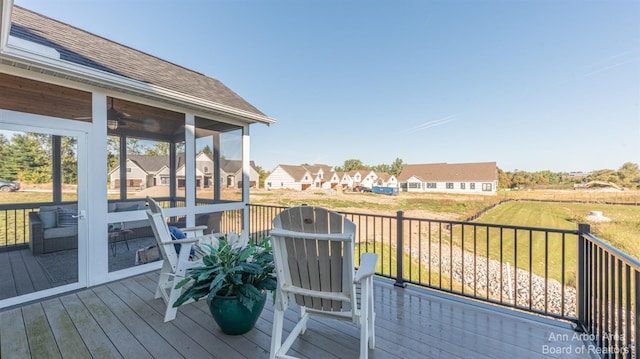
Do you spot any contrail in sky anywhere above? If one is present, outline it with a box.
[404,114,461,134]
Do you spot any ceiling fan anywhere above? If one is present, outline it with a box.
[107,98,153,130]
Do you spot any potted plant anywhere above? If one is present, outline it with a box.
[173,233,277,335]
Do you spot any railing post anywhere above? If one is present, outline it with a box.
[576,223,590,332]
[395,210,406,288]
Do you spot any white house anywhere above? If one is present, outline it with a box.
[398,162,498,194]
[374,172,398,187]
[265,164,335,190]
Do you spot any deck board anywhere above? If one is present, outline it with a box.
[0,271,592,359]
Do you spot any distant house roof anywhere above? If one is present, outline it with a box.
[128,155,169,173]
[375,172,393,182]
[398,162,497,182]
[220,159,257,174]
[6,6,273,124]
[303,164,334,177]
[277,165,311,182]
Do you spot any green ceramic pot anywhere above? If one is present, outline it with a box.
[207,292,267,335]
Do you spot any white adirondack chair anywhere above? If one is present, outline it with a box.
[146,196,207,238]
[269,206,378,359]
[145,197,215,322]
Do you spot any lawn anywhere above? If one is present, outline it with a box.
[477,201,640,260]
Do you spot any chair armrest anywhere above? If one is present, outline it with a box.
[354,252,378,283]
[29,212,45,236]
[182,225,207,235]
[160,238,199,245]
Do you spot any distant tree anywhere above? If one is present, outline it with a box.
[126,137,143,155]
[618,162,640,189]
[60,137,78,184]
[201,144,212,155]
[144,142,170,156]
[336,159,367,172]
[497,168,511,189]
[371,164,390,173]
[107,136,120,174]
[0,134,10,179]
[254,165,268,188]
[588,169,619,184]
[11,133,50,183]
[389,158,404,177]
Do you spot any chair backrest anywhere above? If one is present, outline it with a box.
[271,206,356,312]
[147,210,180,270]
[146,196,164,215]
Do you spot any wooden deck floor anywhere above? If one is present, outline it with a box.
[0,271,593,359]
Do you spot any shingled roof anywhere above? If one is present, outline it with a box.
[398,162,497,182]
[6,6,269,121]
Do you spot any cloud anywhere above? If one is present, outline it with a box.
[556,50,639,86]
[404,114,461,134]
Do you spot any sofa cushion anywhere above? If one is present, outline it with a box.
[44,226,77,239]
[57,207,78,227]
[38,210,57,229]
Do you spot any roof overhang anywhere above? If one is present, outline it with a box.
[0,1,276,126]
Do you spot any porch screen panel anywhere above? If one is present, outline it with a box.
[194,118,244,204]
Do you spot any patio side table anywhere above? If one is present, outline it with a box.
[108,229,134,256]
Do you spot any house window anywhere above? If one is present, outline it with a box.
[460,183,466,190]
[267,182,272,187]
[161,177,169,185]
[126,167,131,173]
[408,182,421,189]
[470,183,476,190]
[203,166,209,173]
[482,183,492,191]
[426,183,436,189]
[446,183,454,189]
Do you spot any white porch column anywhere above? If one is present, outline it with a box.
[185,113,196,227]
[242,124,250,234]
[88,92,109,285]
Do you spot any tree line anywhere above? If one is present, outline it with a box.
[1,132,638,191]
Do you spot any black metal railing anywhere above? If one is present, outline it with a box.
[1,202,637,357]
[245,204,639,358]
[577,225,639,357]
[0,202,41,251]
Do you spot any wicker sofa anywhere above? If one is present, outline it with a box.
[29,201,154,255]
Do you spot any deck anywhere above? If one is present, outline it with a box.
[0,271,592,359]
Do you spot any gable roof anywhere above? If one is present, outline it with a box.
[2,5,274,124]
[128,155,169,173]
[277,165,311,182]
[398,162,497,182]
[220,159,257,174]
[375,172,393,182]
[303,164,334,176]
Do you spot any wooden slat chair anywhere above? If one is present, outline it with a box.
[269,206,378,359]
[146,208,216,322]
[146,196,208,238]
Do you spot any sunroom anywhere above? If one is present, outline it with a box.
[0,2,274,308]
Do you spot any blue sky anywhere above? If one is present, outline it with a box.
[14,0,640,173]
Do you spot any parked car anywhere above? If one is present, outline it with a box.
[353,185,372,193]
[0,179,20,191]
